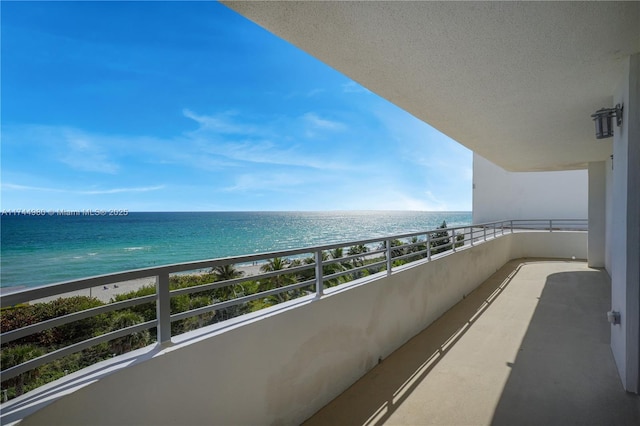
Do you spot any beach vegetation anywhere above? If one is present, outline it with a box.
[257,257,304,305]
[378,239,406,258]
[212,265,245,302]
[108,311,151,354]
[1,344,44,397]
[112,283,158,327]
[212,264,244,281]
[348,244,369,266]
[430,221,451,255]
[329,247,343,260]
[0,296,151,399]
[347,244,370,280]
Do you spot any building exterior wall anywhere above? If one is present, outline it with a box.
[609,53,640,393]
[588,161,606,268]
[605,154,614,273]
[472,153,588,224]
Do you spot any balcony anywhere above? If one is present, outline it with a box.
[2,220,636,425]
[305,259,639,425]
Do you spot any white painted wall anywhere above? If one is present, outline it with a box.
[510,232,587,260]
[609,53,640,393]
[472,153,588,224]
[8,231,587,426]
[605,154,614,273]
[588,162,606,268]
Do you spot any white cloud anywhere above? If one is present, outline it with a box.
[2,183,65,192]
[424,190,448,210]
[80,186,165,195]
[59,129,119,174]
[9,126,121,174]
[223,173,302,193]
[2,182,165,195]
[283,88,325,99]
[302,112,345,131]
[342,81,371,94]
[306,88,325,97]
[369,189,449,211]
[183,109,254,135]
[214,140,347,170]
[182,110,351,170]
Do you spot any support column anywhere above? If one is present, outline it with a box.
[610,53,639,393]
[588,162,606,267]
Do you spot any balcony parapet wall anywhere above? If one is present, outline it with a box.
[4,231,587,426]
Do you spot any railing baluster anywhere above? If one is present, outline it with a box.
[427,232,432,261]
[315,250,324,299]
[452,230,456,252]
[386,238,392,276]
[549,219,553,232]
[156,272,171,344]
[470,226,474,246]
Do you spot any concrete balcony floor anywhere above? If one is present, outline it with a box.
[304,259,640,425]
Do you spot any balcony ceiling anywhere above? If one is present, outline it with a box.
[221,1,639,172]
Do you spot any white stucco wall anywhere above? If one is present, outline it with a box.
[7,231,587,426]
[588,161,607,268]
[605,154,614,273]
[472,153,588,224]
[609,54,640,393]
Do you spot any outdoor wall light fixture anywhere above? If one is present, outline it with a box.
[607,310,621,325]
[591,103,623,139]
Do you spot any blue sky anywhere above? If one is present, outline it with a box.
[1,1,471,212]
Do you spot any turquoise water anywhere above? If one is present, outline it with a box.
[1,211,471,288]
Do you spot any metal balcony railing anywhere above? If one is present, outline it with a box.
[0,219,586,396]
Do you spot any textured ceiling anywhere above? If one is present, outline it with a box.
[222,1,639,171]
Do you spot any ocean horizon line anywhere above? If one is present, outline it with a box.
[3,209,471,214]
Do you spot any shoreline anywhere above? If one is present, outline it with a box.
[9,253,386,305]
[26,263,265,304]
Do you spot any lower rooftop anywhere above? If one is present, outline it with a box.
[304,259,640,425]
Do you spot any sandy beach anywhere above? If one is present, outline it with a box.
[31,263,265,304]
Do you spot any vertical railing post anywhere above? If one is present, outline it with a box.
[511,220,514,233]
[501,221,505,235]
[386,238,392,276]
[427,233,432,261]
[156,272,171,344]
[470,226,474,246]
[452,229,456,252]
[493,223,496,239]
[483,225,487,241]
[315,250,324,299]
[549,219,553,232]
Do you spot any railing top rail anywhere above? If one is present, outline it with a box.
[511,219,588,223]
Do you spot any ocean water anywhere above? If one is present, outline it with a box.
[0,211,471,288]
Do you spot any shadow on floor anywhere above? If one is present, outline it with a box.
[304,260,640,425]
[304,261,524,426]
[490,269,640,425]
